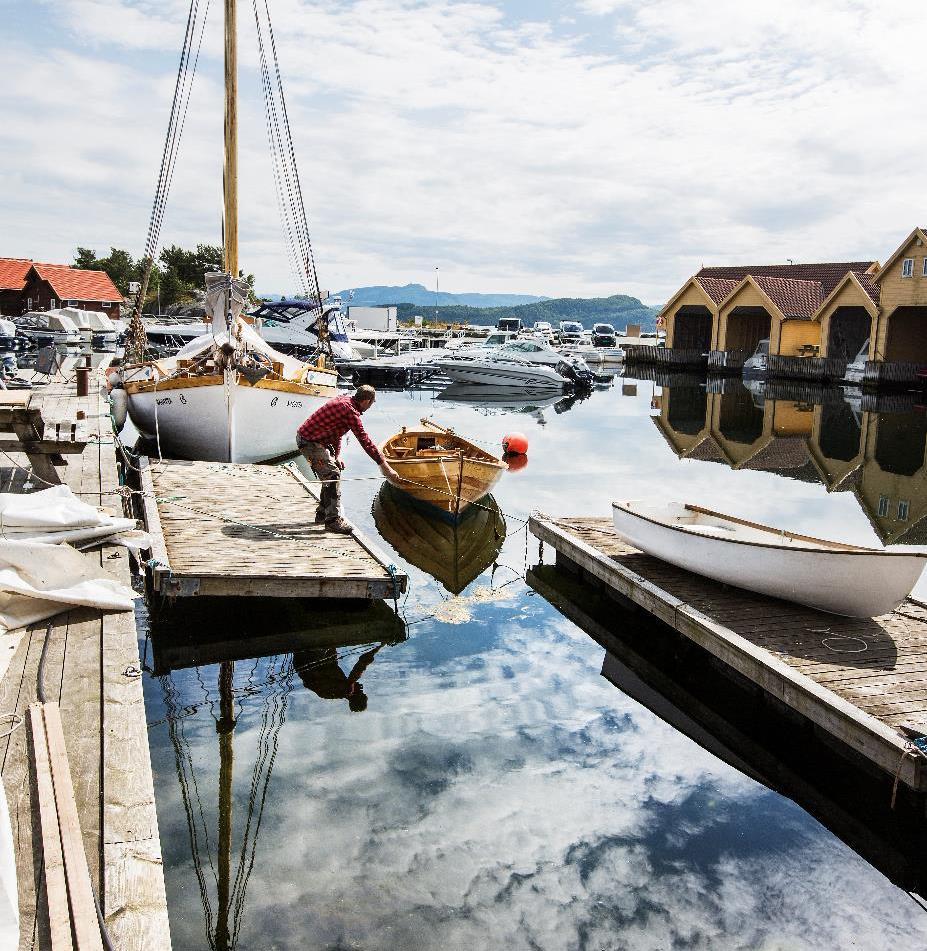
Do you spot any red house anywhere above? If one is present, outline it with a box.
[0,258,124,317]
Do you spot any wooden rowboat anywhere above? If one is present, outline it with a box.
[381,418,507,519]
[612,500,927,618]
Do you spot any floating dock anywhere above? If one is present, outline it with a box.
[530,514,927,794]
[139,457,408,599]
[0,377,171,949]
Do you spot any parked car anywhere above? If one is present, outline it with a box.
[592,323,617,347]
[558,320,585,344]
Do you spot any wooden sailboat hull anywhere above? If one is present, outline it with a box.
[373,483,505,594]
[612,500,927,618]
[381,420,507,518]
[126,370,337,462]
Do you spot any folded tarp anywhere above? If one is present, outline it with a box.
[0,484,141,546]
[0,540,135,634]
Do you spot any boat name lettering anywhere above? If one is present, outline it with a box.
[156,397,173,406]
[179,393,187,404]
[270,397,279,407]
[287,400,303,408]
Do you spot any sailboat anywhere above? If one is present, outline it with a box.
[119,0,339,462]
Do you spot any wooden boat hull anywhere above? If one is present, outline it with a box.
[612,500,927,618]
[373,483,505,594]
[126,370,337,462]
[382,420,507,518]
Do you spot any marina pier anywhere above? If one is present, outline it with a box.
[529,513,927,797]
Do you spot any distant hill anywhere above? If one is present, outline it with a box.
[335,284,546,308]
[395,293,662,331]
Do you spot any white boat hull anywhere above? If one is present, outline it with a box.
[612,501,927,617]
[127,372,335,462]
[435,359,567,390]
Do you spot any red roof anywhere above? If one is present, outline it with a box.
[695,277,740,305]
[696,262,875,299]
[30,264,123,302]
[0,258,34,291]
[751,275,824,319]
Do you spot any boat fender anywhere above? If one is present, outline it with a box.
[109,388,129,432]
[502,432,528,455]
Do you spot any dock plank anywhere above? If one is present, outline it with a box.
[141,458,407,599]
[531,514,927,791]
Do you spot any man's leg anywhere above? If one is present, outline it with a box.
[301,443,341,523]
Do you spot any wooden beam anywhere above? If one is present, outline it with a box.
[29,704,73,951]
[138,456,172,593]
[42,702,104,951]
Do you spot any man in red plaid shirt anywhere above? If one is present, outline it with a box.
[297,385,398,533]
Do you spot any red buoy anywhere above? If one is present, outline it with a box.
[502,432,528,455]
[504,452,528,473]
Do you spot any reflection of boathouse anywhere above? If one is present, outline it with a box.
[653,374,927,544]
[645,228,927,386]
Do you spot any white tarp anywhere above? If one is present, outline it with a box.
[56,306,116,333]
[0,540,135,634]
[0,484,142,546]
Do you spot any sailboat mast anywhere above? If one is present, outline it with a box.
[223,0,239,278]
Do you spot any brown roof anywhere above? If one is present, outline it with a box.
[29,264,122,302]
[751,275,824,319]
[695,277,739,305]
[696,262,876,298]
[0,258,35,291]
[855,272,880,305]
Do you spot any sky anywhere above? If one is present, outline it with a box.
[2,0,926,303]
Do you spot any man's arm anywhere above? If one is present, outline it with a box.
[349,411,385,465]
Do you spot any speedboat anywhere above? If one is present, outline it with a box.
[611,500,927,617]
[14,310,83,346]
[434,350,591,389]
[0,320,18,351]
[742,338,769,377]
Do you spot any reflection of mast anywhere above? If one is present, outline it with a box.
[215,661,236,951]
[223,0,238,276]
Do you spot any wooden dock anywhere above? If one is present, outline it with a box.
[139,457,408,600]
[0,376,171,949]
[530,514,927,794]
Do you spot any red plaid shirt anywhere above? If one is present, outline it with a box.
[297,393,384,464]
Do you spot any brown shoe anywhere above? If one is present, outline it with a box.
[325,518,354,535]
[314,508,326,524]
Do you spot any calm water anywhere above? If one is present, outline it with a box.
[140,374,927,950]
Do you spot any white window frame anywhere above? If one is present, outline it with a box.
[902,258,914,278]
[66,299,78,306]
[49,297,56,309]
[26,297,32,311]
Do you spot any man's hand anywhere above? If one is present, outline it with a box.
[379,461,400,482]
[337,458,345,471]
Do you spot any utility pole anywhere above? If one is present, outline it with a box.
[434,267,439,328]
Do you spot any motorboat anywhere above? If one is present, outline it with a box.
[442,330,517,352]
[142,299,359,361]
[372,482,505,594]
[435,351,586,389]
[57,307,119,345]
[843,338,870,385]
[611,500,927,617]
[436,383,570,412]
[381,418,507,519]
[743,338,769,377]
[14,310,83,346]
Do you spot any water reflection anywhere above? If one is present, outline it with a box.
[142,381,927,949]
[526,564,927,895]
[372,482,506,595]
[654,373,927,543]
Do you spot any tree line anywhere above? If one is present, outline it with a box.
[72,246,255,312]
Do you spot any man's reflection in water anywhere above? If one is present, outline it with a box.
[294,644,384,712]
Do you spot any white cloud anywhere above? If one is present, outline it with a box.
[3,1,925,301]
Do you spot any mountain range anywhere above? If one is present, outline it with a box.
[334,283,546,308]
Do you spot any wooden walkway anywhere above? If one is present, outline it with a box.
[0,375,171,949]
[530,514,927,793]
[140,458,408,599]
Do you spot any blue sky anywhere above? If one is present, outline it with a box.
[2,0,924,301]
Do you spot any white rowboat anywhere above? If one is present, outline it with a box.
[611,500,927,617]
